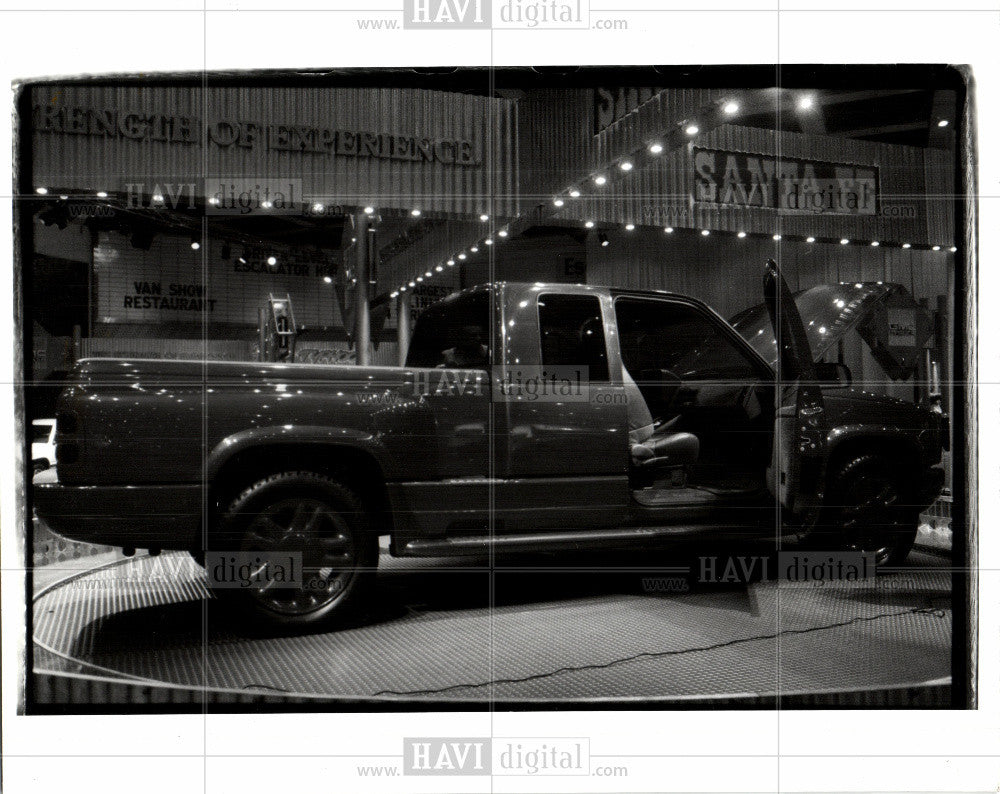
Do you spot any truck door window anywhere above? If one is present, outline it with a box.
[538,294,609,381]
[406,291,490,369]
[615,298,759,382]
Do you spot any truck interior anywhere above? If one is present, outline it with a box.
[614,296,775,509]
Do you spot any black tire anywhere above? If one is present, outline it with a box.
[206,471,377,633]
[813,453,919,566]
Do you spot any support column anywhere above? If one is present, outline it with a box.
[354,211,371,366]
[396,292,411,366]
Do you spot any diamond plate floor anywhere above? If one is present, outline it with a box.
[33,545,952,702]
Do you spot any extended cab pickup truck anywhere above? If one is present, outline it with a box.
[35,262,947,630]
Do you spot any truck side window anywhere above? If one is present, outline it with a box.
[538,294,609,382]
[406,291,491,369]
[616,298,759,382]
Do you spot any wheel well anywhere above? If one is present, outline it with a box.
[826,436,921,493]
[209,444,394,533]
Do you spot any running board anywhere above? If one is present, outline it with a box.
[400,524,724,556]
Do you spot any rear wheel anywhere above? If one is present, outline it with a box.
[208,471,377,632]
[816,454,918,566]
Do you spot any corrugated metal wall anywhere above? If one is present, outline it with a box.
[585,227,953,402]
[80,337,255,361]
[31,85,517,217]
[585,227,949,320]
[520,89,954,248]
[519,87,727,199]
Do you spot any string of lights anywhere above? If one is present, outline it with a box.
[386,90,955,300]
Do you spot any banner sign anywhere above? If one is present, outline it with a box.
[32,104,480,165]
[411,283,453,315]
[693,147,879,216]
[593,87,663,136]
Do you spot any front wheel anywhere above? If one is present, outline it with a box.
[813,454,919,567]
[208,471,377,633]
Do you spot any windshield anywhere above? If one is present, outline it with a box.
[730,282,897,367]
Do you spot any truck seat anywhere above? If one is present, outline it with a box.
[622,366,700,474]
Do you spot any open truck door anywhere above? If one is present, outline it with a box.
[763,259,828,528]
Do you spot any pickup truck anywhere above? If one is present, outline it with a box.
[34,262,947,631]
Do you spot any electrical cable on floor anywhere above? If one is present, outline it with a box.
[371,605,948,698]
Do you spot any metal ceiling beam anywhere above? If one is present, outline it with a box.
[839,122,926,139]
[814,89,925,107]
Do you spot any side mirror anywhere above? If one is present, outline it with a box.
[815,362,852,388]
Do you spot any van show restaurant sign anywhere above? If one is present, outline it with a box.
[692,147,880,216]
[32,104,481,166]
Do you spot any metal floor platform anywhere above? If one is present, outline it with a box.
[33,545,953,703]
